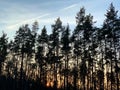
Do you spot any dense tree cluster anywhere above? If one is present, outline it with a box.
[0,3,120,90]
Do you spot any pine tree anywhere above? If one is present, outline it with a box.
[103,3,119,90]
[36,26,48,85]
[71,7,86,90]
[32,21,39,53]
[48,17,63,89]
[61,24,71,90]
[14,24,33,90]
[0,32,8,75]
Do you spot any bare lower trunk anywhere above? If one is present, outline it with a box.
[0,63,2,76]
[20,52,24,90]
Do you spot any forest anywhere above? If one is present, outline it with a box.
[0,3,120,90]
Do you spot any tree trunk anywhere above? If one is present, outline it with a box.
[0,63,2,76]
[110,41,113,90]
[66,55,69,90]
[20,51,24,90]
[73,73,77,90]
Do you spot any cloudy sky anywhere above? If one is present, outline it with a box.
[0,0,120,40]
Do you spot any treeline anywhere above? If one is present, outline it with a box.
[0,3,120,90]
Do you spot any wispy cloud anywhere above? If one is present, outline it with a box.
[5,13,50,30]
[61,4,77,11]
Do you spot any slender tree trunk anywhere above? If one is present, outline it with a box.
[53,62,57,89]
[105,37,108,90]
[0,63,2,76]
[116,72,119,90]
[102,50,104,90]
[14,61,18,90]
[83,40,86,90]
[20,49,24,90]
[83,75,85,90]
[92,61,94,90]
[25,55,28,76]
[113,33,119,90]
[73,55,78,90]
[66,54,69,90]
[73,71,77,90]
[21,60,23,89]
[64,56,67,90]
[106,64,109,90]
[64,72,66,90]
[115,51,119,90]
[39,64,43,86]
[86,65,89,90]
[59,63,62,89]
[110,41,113,90]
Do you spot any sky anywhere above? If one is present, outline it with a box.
[0,0,120,40]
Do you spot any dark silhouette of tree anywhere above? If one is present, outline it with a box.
[72,7,86,90]
[48,17,63,89]
[102,3,120,90]
[36,26,48,86]
[14,24,34,90]
[74,7,96,90]
[32,21,39,53]
[0,32,8,75]
[61,24,71,90]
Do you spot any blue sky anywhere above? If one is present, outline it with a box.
[0,0,120,40]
